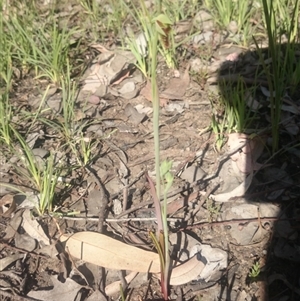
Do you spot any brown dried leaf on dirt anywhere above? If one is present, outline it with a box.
[140,80,180,106]
[210,172,253,202]
[3,210,23,240]
[140,80,152,102]
[0,194,16,217]
[61,232,217,286]
[110,80,139,100]
[228,133,264,174]
[160,67,190,100]
[124,103,146,124]
[169,255,205,285]
[86,189,107,217]
[27,276,83,301]
[60,232,161,273]
[22,209,50,245]
[180,165,207,182]
[170,232,227,283]
[0,253,23,272]
[15,231,37,252]
[81,50,135,97]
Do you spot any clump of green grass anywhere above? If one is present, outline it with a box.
[5,126,64,215]
[208,0,300,152]
[0,92,13,147]
[3,4,81,86]
[80,0,128,40]
[209,80,258,152]
[255,0,300,152]
[222,79,258,133]
[203,0,255,45]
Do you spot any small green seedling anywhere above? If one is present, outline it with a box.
[248,261,261,279]
[206,198,221,222]
[0,93,13,147]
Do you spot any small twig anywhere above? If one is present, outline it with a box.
[123,184,129,212]
[115,199,154,218]
[59,216,181,223]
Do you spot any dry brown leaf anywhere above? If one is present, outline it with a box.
[82,50,135,96]
[140,80,170,106]
[60,232,161,273]
[111,69,130,86]
[22,209,50,245]
[169,232,226,283]
[0,254,23,271]
[61,232,214,286]
[0,194,16,217]
[228,133,264,174]
[210,172,253,202]
[140,80,152,102]
[27,276,83,301]
[3,210,23,240]
[169,255,205,285]
[160,67,190,100]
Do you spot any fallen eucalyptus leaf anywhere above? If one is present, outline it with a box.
[210,172,253,202]
[228,133,264,174]
[27,276,83,301]
[160,66,190,100]
[22,209,49,245]
[60,232,161,273]
[3,210,23,240]
[61,231,226,286]
[170,232,227,283]
[0,194,16,217]
[169,254,205,285]
[15,232,37,252]
[0,254,23,271]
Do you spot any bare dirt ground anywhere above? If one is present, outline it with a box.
[1,2,300,301]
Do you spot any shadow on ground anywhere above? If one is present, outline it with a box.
[216,43,300,301]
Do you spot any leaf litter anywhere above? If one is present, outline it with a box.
[1,2,300,301]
